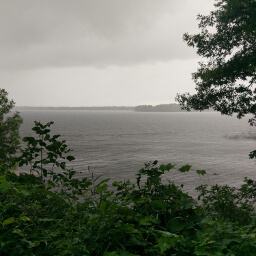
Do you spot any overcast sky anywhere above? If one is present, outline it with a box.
[1,0,214,107]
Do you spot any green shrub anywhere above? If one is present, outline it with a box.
[1,121,256,255]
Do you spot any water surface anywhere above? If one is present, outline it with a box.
[19,110,256,192]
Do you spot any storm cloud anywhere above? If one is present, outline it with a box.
[0,0,213,106]
[0,0,212,69]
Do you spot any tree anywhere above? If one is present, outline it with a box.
[0,89,23,171]
[19,121,76,182]
[176,0,256,126]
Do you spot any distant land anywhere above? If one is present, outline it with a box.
[134,104,213,112]
[135,104,185,112]
[15,104,213,112]
[15,106,135,111]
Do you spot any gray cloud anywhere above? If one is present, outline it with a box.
[0,0,212,70]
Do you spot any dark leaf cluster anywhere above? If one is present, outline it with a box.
[177,0,256,124]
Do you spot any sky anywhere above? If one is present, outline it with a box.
[0,0,214,107]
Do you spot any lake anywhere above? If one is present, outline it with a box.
[18,110,256,193]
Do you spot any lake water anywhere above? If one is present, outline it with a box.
[18,110,256,193]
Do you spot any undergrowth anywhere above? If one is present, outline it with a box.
[1,121,256,256]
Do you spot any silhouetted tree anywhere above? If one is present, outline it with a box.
[176,0,256,127]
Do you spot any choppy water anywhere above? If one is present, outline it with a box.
[18,110,256,193]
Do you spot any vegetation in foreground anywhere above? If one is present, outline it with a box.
[0,121,256,256]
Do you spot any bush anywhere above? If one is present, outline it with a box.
[1,121,256,255]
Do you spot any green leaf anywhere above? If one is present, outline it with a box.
[122,224,139,234]
[23,136,36,144]
[148,176,161,184]
[0,180,12,192]
[201,217,215,225]
[87,214,101,226]
[120,251,139,256]
[66,155,75,161]
[180,198,197,209]
[157,236,176,254]
[139,217,160,226]
[0,175,6,182]
[42,129,50,135]
[152,160,158,165]
[103,252,119,256]
[159,164,167,171]
[47,180,56,188]
[159,163,175,171]
[98,178,111,185]
[19,216,31,222]
[196,170,206,175]
[178,165,192,173]
[12,229,24,237]
[96,184,108,193]
[44,134,50,140]
[166,163,175,170]
[249,150,256,159]
[3,217,16,227]
[99,200,107,212]
[18,188,31,196]
[158,230,178,237]
[38,218,56,222]
[152,200,167,209]
[167,217,186,232]
[24,240,41,249]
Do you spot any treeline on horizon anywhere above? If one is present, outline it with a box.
[135,104,213,112]
[15,106,135,111]
[135,104,185,112]
[15,104,213,112]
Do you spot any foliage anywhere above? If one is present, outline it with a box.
[176,0,256,125]
[0,88,23,172]
[196,180,256,224]
[0,122,256,255]
[1,121,256,255]
[194,218,256,256]
[19,121,76,183]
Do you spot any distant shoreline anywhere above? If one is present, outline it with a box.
[15,106,135,111]
[15,104,214,112]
